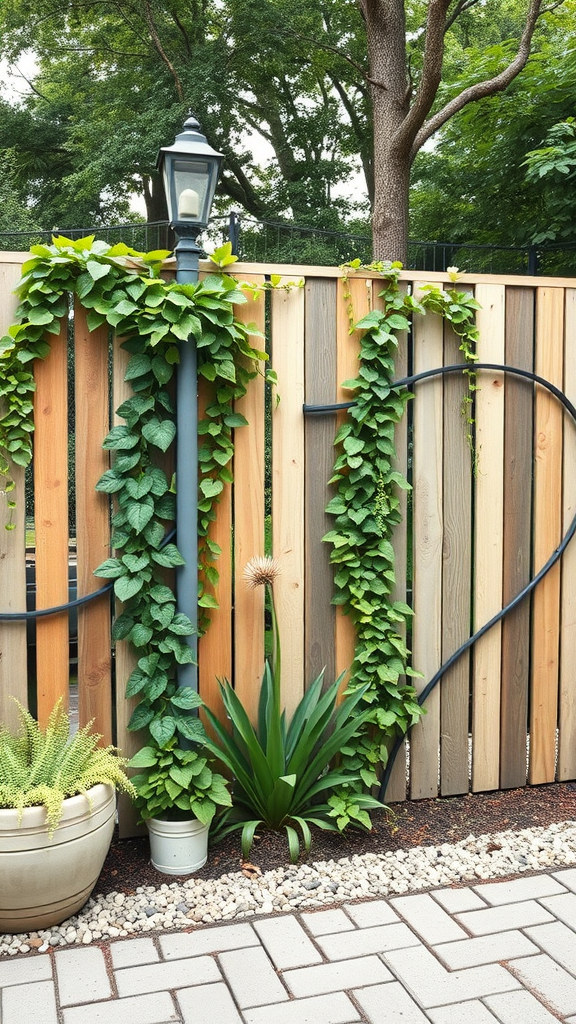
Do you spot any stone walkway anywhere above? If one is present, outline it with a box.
[3,868,576,1023]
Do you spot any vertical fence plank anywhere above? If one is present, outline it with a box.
[232,278,266,724]
[559,287,576,779]
[472,284,506,792]
[271,282,305,718]
[440,317,473,796]
[410,295,444,799]
[305,278,337,689]
[197,379,233,726]
[382,280,409,803]
[0,260,27,729]
[74,302,112,742]
[334,277,370,689]
[112,338,144,836]
[530,287,564,784]
[34,320,70,727]
[500,287,534,788]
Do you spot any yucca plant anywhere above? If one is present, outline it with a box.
[203,557,384,860]
[0,699,136,835]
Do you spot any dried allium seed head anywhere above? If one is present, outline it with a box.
[243,556,281,589]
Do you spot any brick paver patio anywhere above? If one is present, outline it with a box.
[2,867,576,1023]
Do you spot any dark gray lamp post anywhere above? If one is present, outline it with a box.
[157,115,223,691]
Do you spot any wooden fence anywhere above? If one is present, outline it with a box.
[2,253,576,833]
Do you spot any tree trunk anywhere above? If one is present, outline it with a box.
[371,146,410,263]
[142,174,169,223]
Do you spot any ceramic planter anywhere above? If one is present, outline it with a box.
[146,815,209,875]
[0,783,116,933]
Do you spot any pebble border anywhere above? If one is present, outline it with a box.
[2,819,576,955]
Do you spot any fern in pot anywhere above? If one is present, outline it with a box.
[128,699,231,875]
[0,698,136,933]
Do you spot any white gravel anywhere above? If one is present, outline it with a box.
[2,819,576,955]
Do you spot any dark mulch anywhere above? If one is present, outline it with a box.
[93,781,576,898]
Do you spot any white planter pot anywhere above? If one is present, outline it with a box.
[147,815,209,875]
[0,783,116,934]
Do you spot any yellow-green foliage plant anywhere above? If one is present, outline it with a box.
[0,699,136,835]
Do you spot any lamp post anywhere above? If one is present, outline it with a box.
[157,115,223,692]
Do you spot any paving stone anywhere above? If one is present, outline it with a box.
[431,888,488,915]
[343,900,400,928]
[301,908,356,937]
[455,900,555,936]
[283,954,392,997]
[353,981,430,1023]
[61,992,178,1024]
[553,867,576,893]
[1,979,58,1024]
[115,955,221,997]
[383,944,521,1008]
[0,956,52,987]
[55,946,112,1006]
[176,982,244,1024]
[253,916,323,970]
[218,945,288,1008]
[316,923,421,961]
[525,920,576,975]
[242,991,361,1024]
[110,937,160,969]
[426,1000,498,1024]
[159,923,259,959]
[433,930,539,970]
[390,893,468,944]
[484,989,562,1023]
[472,875,567,906]
[539,892,576,929]
[508,953,576,1016]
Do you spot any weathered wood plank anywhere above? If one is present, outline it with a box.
[381,280,409,804]
[559,287,576,780]
[0,260,27,729]
[271,282,305,718]
[410,293,444,800]
[232,277,266,724]
[472,285,506,792]
[112,338,144,837]
[530,287,564,784]
[74,301,112,743]
[34,320,70,727]
[500,287,534,789]
[440,312,473,796]
[197,379,233,729]
[334,277,370,691]
[304,278,337,689]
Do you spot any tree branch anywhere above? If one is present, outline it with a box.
[444,0,483,34]
[411,0,547,159]
[142,0,184,102]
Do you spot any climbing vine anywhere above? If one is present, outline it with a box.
[0,235,269,748]
[325,260,480,786]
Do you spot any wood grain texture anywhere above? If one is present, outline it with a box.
[334,277,370,691]
[472,285,506,792]
[271,282,305,718]
[500,287,534,789]
[381,280,408,803]
[410,292,444,800]
[197,379,232,728]
[559,288,576,780]
[112,338,144,837]
[34,320,70,727]
[530,287,564,784]
[304,278,337,689]
[440,312,473,796]
[0,261,27,729]
[74,301,112,743]
[231,277,266,725]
